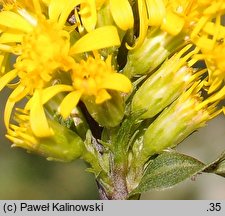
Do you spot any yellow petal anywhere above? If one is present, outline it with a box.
[96,0,106,9]
[0,32,24,43]
[100,73,132,92]
[30,90,54,137]
[43,85,74,104]
[80,0,97,32]
[161,10,185,35]
[8,84,28,102]
[204,85,225,106]
[95,89,111,104]
[194,35,214,51]
[42,0,51,5]
[48,0,67,21]
[59,91,82,118]
[17,8,37,26]
[4,99,15,130]
[109,0,134,30]
[25,84,73,110]
[0,52,10,74]
[127,0,148,50]
[191,16,208,39]
[0,54,4,73]
[70,26,120,54]
[223,107,225,115]
[208,79,222,94]
[0,44,14,52]
[203,22,225,39]
[0,11,33,32]
[32,0,42,14]
[0,69,17,92]
[146,0,165,26]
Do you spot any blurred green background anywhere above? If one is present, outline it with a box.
[0,87,225,200]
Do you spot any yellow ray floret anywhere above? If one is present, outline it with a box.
[70,25,121,54]
[109,0,134,30]
[30,90,54,137]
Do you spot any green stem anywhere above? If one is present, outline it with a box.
[104,125,130,200]
[111,152,129,200]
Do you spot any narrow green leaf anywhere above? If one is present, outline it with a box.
[131,151,205,194]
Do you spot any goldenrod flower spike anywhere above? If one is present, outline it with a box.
[109,0,134,30]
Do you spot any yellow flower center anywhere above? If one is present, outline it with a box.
[72,55,114,96]
[15,18,72,93]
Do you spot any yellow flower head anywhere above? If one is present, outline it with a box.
[6,107,84,162]
[186,1,225,94]
[141,0,190,35]
[194,42,225,94]
[59,52,132,118]
[0,0,75,133]
[139,0,225,37]
[134,0,225,96]
[0,0,131,138]
[15,18,72,91]
[128,0,188,49]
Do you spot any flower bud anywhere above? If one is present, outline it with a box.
[132,45,203,119]
[122,28,185,78]
[141,82,221,161]
[6,109,84,162]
